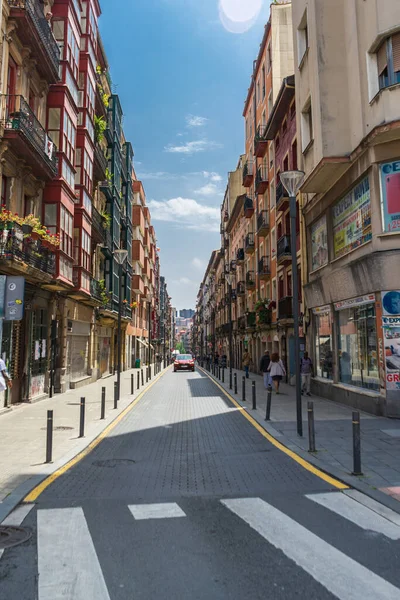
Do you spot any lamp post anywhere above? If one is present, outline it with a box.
[225,273,233,377]
[279,170,305,437]
[114,248,128,403]
[147,293,152,378]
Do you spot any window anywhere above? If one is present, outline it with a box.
[256,81,260,105]
[268,91,273,117]
[275,135,280,151]
[290,101,296,120]
[377,33,400,90]
[292,139,298,170]
[67,24,80,81]
[52,19,65,60]
[313,307,333,379]
[1,176,9,207]
[282,119,287,135]
[262,64,266,98]
[62,159,75,191]
[63,110,76,165]
[82,229,90,271]
[271,227,276,254]
[47,108,60,149]
[287,273,292,297]
[272,279,276,302]
[61,205,73,256]
[267,44,272,72]
[66,69,79,106]
[301,100,313,152]
[44,204,57,235]
[297,10,308,66]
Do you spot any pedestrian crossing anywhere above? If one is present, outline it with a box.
[1,492,400,599]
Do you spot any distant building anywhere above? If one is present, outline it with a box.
[180,309,195,319]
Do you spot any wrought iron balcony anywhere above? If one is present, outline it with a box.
[257,210,269,236]
[90,277,105,304]
[236,248,245,263]
[258,308,272,326]
[242,161,254,187]
[246,271,256,289]
[277,235,291,263]
[254,124,268,157]
[278,296,293,320]
[244,195,254,218]
[276,180,289,211]
[258,256,271,279]
[0,226,55,278]
[3,95,58,179]
[8,0,60,82]
[245,233,255,254]
[255,166,268,194]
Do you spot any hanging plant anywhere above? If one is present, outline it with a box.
[100,211,111,229]
[94,115,107,143]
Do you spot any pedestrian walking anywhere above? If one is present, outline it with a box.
[242,350,252,378]
[260,350,272,389]
[267,353,286,394]
[300,351,313,396]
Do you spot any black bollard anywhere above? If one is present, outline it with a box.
[234,372,237,394]
[242,376,246,402]
[265,386,272,421]
[229,368,232,390]
[307,401,316,452]
[101,387,106,420]
[45,410,53,463]
[352,411,362,475]
[146,366,149,383]
[114,381,118,409]
[252,381,256,410]
[149,365,152,380]
[141,368,144,386]
[137,370,140,390]
[79,398,85,438]
[131,373,134,395]
[222,368,225,383]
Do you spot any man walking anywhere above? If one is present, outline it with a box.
[242,349,252,378]
[301,351,313,396]
[260,350,271,389]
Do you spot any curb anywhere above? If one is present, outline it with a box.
[0,366,168,522]
[200,366,400,515]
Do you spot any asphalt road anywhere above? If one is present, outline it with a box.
[1,368,400,599]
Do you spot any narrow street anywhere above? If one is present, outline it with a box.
[1,368,400,599]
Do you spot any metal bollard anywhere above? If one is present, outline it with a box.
[137,370,140,390]
[101,387,106,420]
[141,369,144,386]
[352,411,362,475]
[114,382,118,409]
[265,386,272,421]
[149,365,152,380]
[229,368,232,390]
[79,397,85,438]
[146,367,149,383]
[45,410,53,463]
[131,373,134,395]
[252,381,256,410]
[307,401,316,452]
[242,376,246,402]
[222,368,225,383]
[234,372,237,394]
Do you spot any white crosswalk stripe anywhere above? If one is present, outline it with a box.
[37,507,111,600]
[222,497,400,600]
[306,491,400,540]
[128,502,186,520]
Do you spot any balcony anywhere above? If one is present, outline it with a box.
[245,233,255,254]
[237,281,245,296]
[92,206,106,244]
[258,309,272,326]
[8,0,60,83]
[258,256,271,280]
[277,235,291,264]
[0,227,55,280]
[94,143,108,182]
[244,195,254,218]
[238,316,246,331]
[2,95,58,179]
[132,274,145,295]
[236,248,245,264]
[230,259,236,271]
[246,311,256,329]
[254,124,268,157]
[276,180,289,212]
[279,296,293,320]
[242,161,254,187]
[257,210,269,236]
[90,277,104,304]
[246,271,256,290]
[255,167,268,194]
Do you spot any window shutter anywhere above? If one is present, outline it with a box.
[392,33,400,72]
[377,41,388,75]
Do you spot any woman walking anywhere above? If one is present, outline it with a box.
[267,353,286,394]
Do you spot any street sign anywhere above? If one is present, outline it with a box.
[4,276,25,321]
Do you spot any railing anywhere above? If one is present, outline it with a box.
[258,309,272,325]
[277,235,291,260]
[90,277,104,303]
[92,206,105,236]
[95,143,108,176]
[246,271,255,287]
[236,248,245,262]
[245,233,255,251]
[257,210,269,232]
[0,227,55,276]
[256,166,268,187]
[276,180,288,205]
[246,312,256,328]
[258,256,270,275]
[237,281,245,295]
[3,95,58,175]
[8,0,60,76]
[279,296,293,319]
[238,316,246,330]
[243,161,253,180]
[244,195,254,215]
[255,123,267,142]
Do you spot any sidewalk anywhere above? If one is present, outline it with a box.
[203,364,400,511]
[0,363,164,520]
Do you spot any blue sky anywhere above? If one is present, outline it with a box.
[100,0,269,310]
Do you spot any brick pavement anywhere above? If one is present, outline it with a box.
[204,364,400,508]
[0,363,161,507]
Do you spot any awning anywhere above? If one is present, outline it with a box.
[137,338,148,348]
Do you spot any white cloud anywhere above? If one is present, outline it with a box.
[195,183,223,197]
[172,277,198,288]
[203,171,223,182]
[147,197,220,232]
[137,171,178,180]
[192,258,206,270]
[186,115,208,128]
[164,139,221,155]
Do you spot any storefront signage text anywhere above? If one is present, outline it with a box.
[332,177,372,258]
[334,294,375,311]
[380,161,400,233]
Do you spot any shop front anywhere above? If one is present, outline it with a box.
[97,325,112,377]
[66,320,91,386]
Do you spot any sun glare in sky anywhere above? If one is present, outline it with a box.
[219,0,263,33]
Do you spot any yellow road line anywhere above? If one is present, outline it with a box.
[199,367,348,490]
[24,368,170,503]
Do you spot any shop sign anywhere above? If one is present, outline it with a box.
[332,176,372,258]
[382,314,400,391]
[379,161,400,233]
[4,276,25,321]
[382,291,400,316]
[334,294,375,311]
[310,215,328,271]
[312,305,331,315]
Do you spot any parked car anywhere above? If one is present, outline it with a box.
[174,354,195,372]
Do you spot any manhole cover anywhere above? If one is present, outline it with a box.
[0,526,32,550]
[41,426,74,431]
[92,459,136,468]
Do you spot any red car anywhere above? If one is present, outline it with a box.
[174,354,195,372]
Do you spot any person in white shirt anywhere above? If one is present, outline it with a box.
[267,352,286,394]
[0,358,12,393]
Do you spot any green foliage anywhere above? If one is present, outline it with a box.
[98,279,112,307]
[94,115,107,143]
[100,211,111,229]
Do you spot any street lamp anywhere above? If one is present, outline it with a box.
[114,248,128,403]
[147,292,152,379]
[225,272,234,387]
[280,170,305,437]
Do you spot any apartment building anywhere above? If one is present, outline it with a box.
[292,0,400,414]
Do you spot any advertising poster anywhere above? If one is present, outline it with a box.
[311,215,328,270]
[382,291,400,392]
[382,290,400,316]
[380,161,400,233]
[332,176,372,258]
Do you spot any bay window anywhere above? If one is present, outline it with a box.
[61,205,73,256]
[63,110,76,166]
[378,33,400,90]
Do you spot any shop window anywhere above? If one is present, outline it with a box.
[377,33,400,90]
[31,310,48,378]
[314,308,333,379]
[337,302,379,391]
